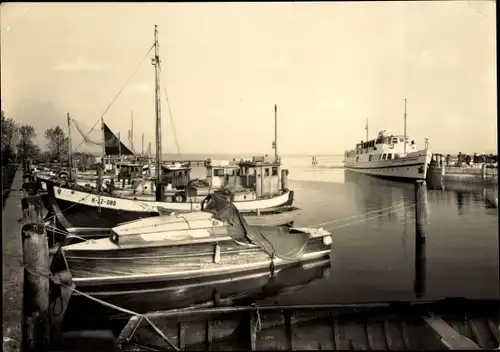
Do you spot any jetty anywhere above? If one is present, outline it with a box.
[428,154,498,185]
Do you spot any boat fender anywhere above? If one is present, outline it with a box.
[213,243,221,264]
[269,254,276,277]
[213,290,221,306]
[323,235,332,246]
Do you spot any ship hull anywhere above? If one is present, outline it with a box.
[344,150,432,181]
[44,182,294,232]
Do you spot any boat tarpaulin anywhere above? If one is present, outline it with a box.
[205,194,310,261]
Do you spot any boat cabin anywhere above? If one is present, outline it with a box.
[161,164,191,189]
[117,163,143,183]
[205,156,284,198]
[345,130,418,162]
[204,159,240,190]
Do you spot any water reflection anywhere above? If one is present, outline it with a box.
[428,181,498,216]
[344,170,419,224]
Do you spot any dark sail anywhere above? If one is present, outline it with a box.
[104,123,134,156]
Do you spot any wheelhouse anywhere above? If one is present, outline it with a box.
[205,156,283,198]
[161,164,191,189]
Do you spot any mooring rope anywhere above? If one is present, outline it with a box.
[42,191,94,223]
[22,265,180,351]
[322,202,418,233]
[305,201,413,228]
[44,225,89,243]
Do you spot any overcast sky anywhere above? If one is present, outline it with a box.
[1,2,496,155]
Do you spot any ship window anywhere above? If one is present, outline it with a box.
[394,154,400,160]
[399,137,404,142]
[382,154,387,160]
[392,138,398,144]
[272,167,278,176]
[369,155,373,162]
[387,153,393,160]
[376,139,383,145]
[264,168,270,176]
[214,168,225,177]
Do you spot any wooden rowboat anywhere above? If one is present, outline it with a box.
[115,299,499,351]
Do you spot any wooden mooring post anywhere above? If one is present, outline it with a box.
[22,223,50,352]
[22,194,43,223]
[413,180,427,298]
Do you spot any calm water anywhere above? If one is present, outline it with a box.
[181,154,498,304]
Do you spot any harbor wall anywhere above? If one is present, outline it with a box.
[428,165,498,184]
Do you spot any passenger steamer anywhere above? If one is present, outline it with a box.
[343,100,432,181]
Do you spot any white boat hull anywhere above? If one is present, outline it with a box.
[344,150,432,180]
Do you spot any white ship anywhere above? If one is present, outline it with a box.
[343,100,432,181]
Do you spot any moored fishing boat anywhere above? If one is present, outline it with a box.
[49,194,332,305]
[41,149,296,233]
[43,177,295,233]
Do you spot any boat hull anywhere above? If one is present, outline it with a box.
[344,150,432,181]
[60,258,331,330]
[56,238,330,288]
[44,182,294,232]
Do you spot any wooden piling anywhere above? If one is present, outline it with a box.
[22,223,50,352]
[413,181,427,298]
[24,194,43,223]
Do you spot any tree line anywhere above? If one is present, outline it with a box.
[1,109,72,166]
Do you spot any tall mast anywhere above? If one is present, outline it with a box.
[404,98,407,154]
[152,25,163,200]
[365,118,368,141]
[101,118,105,160]
[274,104,279,163]
[67,112,73,181]
[118,132,121,158]
[142,133,144,155]
[130,109,134,152]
